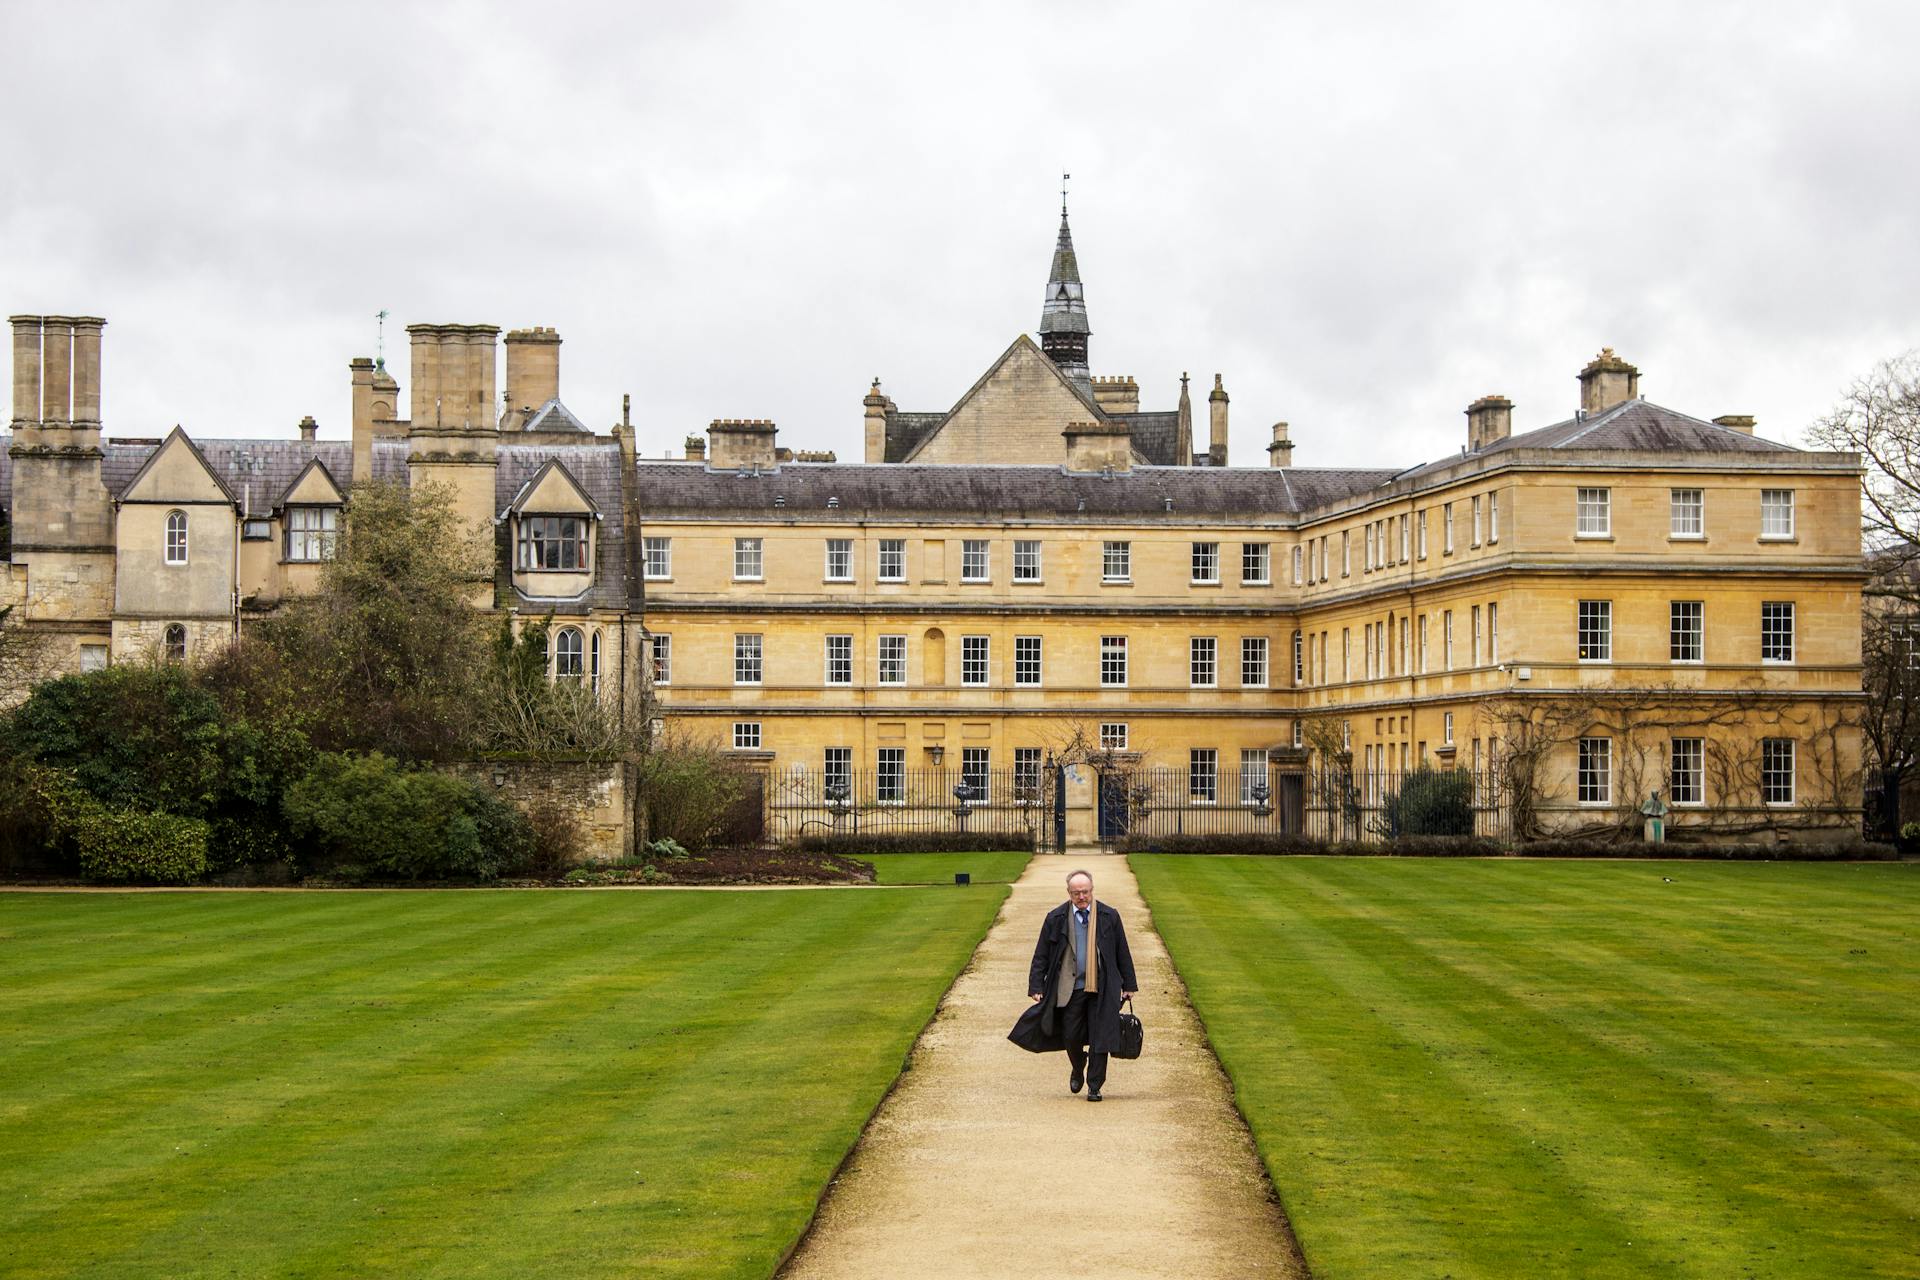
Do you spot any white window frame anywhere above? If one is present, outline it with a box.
[1417,510,1428,559]
[1489,603,1499,664]
[961,539,991,583]
[1243,542,1271,585]
[1669,737,1704,805]
[1442,711,1454,744]
[1761,489,1795,540]
[825,634,853,686]
[961,635,990,686]
[1239,749,1269,805]
[961,747,991,802]
[824,747,853,796]
[1099,722,1129,752]
[649,633,672,685]
[877,538,906,583]
[1670,489,1704,539]
[1291,544,1303,586]
[1472,496,1484,547]
[1443,503,1455,554]
[643,535,672,580]
[1762,737,1795,805]
[1191,542,1220,584]
[1188,748,1218,804]
[1013,635,1042,687]
[1013,539,1042,582]
[1761,601,1795,664]
[1100,635,1128,687]
[876,747,906,803]
[1443,611,1453,671]
[732,721,762,751]
[733,633,763,685]
[824,538,853,582]
[732,536,764,581]
[1576,487,1611,538]
[877,634,907,685]
[1489,492,1500,543]
[164,509,189,565]
[1578,600,1612,663]
[1578,736,1612,805]
[1190,636,1218,688]
[1102,540,1131,583]
[1670,601,1704,664]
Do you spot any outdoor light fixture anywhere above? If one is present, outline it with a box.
[926,744,945,765]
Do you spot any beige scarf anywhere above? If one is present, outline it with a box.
[1055,899,1099,1005]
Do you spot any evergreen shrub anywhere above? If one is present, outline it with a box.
[282,752,533,881]
[73,808,210,884]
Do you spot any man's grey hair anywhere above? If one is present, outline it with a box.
[1066,869,1094,887]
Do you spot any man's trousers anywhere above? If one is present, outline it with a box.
[1060,990,1107,1092]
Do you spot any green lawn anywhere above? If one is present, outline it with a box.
[1131,857,1920,1280]
[856,852,1032,884]
[0,887,1005,1279]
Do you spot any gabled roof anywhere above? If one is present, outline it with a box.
[503,456,600,517]
[899,334,1109,464]
[518,398,591,434]
[1123,410,1184,467]
[275,456,346,508]
[115,424,239,506]
[494,444,627,610]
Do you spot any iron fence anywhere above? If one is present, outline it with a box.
[766,766,1049,843]
[1104,763,1512,846]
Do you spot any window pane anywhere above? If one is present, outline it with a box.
[644,536,672,579]
[1670,489,1703,537]
[825,539,853,580]
[1243,543,1270,584]
[962,539,990,581]
[1761,602,1795,662]
[1577,487,1611,536]
[1190,636,1217,687]
[1670,601,1703,662]
[1761,490,1794,538]
[1014,636,1042,686]
[962,636,990,685]
[877,748,905,802]
[1191,542,1219,583]
[1103,541,1130,581]
[734,633,762,684]
[1578,737,1611,804]
[878,635,906,684]
[1578,600,1612,662]
[1188,749,1217,803]
[878,539,905,581]
[1762,738,1794,803]
[1101,636,1127,686]
[825,635,853,685]
[733,537,763,579]
[1669,737,1703,804]
[1100,722,1128,751]
[1239,749,1269,804]
[1014,540,1041,580]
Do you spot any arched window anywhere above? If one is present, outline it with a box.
[553,627,584,681]
[162,623,187,663]
[589,630,602,692]
[164,511,188,565]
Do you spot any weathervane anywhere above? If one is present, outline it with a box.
[376,309,389,369]
[1061,171,1071,216]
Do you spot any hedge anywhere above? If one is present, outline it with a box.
[74,808,211,884]
[790,831,1036,856]
[1117,832,1899,860]
[282,752,534,881]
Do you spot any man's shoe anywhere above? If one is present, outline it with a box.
[1087,1089,1103,1102]
[1069,1066,1084,1094]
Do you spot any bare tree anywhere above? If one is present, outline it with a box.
[1859,604,1920,828]
[1806,351,1920,598]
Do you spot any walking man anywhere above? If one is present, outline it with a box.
[1017,868,1137,1100]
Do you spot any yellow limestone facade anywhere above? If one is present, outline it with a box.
[0,214,1869,843]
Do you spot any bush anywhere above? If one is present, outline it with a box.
[516,796,585,880]
[1382,766,1474,838]
[1518,837,1898,861]
[790,831,1036,855]
[635,743,750,853]
[282,752,534,881]
[72,808,210,884]
[9,664,227,816]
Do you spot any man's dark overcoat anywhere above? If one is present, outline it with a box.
[1007,899,1138,1055]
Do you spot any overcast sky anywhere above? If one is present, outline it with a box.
[4,0,1916,469]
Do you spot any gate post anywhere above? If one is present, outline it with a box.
[1051,759,1067,853]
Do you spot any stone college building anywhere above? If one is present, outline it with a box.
[0,209,1867,843]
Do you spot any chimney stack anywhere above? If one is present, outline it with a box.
[298,415,318,444]
[1091,375,1139,415]
[708,419,777,471]
[407,323,500,430]
[10,315,106,427]
[11,316,41,424]
[1208,374,1229,466]
[1465,395,1513,451]
[1063,419,1132,473]
[684,434,707,463]
[1267,421,1293,467]
[503,326,561,419]
[1578,348,1640,416]
[1713,414,1756,436]
[863,379,890,463]
[71,317,103,423]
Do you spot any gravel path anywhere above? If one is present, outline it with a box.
[780,853,1307,1279]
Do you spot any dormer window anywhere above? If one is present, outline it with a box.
[286,507,339,562]
[518,516,589,571]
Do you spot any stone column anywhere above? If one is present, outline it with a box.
[71,317,105,423]
[40,316,73,422]
[11,315,41,425]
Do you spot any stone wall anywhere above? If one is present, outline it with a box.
[447,759,631,864]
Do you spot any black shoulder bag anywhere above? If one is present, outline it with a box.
[1113,995,1144,1060]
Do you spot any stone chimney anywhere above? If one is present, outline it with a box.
[503,327,561,417]
[863,379,890,463]
[684,434,706,462]
[1091,376,1139,415]
[407,323,500,430]
[1466,395,1514,451]
[1713,414,1756,436]
[10,314,106,429]
[708,419,777,471]
[1063,419,1132,473]
[1266,421,1293,467]
[298,415,318,444]
[1208,374,1229,466]
[1578,348,1640,416]
[7,314,114,575]
[11,316,42,425]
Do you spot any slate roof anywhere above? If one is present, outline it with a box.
[883,411,946,463]
[631,462,1397,521]
[517,398,590,434]
[1122,411,1183,467]
[1400,399,1802,481]
[495,443,628,610]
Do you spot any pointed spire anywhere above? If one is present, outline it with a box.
[1038,183,1091,389]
